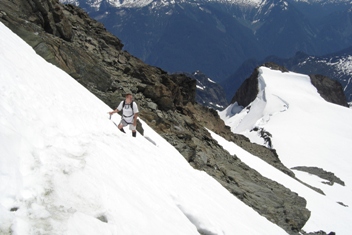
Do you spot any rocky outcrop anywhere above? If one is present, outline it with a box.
[230,68,259,107]
[262,62,290,73]
[309,74,348,107]
[0,1,311,233]
[292,166,345,186]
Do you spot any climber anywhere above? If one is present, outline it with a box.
[109,93,139,137]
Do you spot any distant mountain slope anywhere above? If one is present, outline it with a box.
[188,71,229,110]
[88,2,263,80]
[60,0,352,82]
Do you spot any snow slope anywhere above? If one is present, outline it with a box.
[0,22,289,234]
[219,66,352,234]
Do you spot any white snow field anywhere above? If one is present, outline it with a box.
[219,66,352,234]
[0,22,289,234]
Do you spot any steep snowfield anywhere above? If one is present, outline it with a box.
[0,22,289,234]
[219,66,352,234]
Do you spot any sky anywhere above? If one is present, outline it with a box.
[0,22,288,234]
[219,66,352,234]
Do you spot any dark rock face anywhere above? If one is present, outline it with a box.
[0,1,311,233]
[230,69,259,107]
[262,62,290,73]
[309,74,348,107]
[292,166,345,186]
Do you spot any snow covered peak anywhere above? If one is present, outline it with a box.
[219,67,352,233]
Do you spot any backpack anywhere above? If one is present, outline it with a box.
[123,100,134,114]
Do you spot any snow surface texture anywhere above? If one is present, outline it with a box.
[219,66,352,234]
[0,23,289,234]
